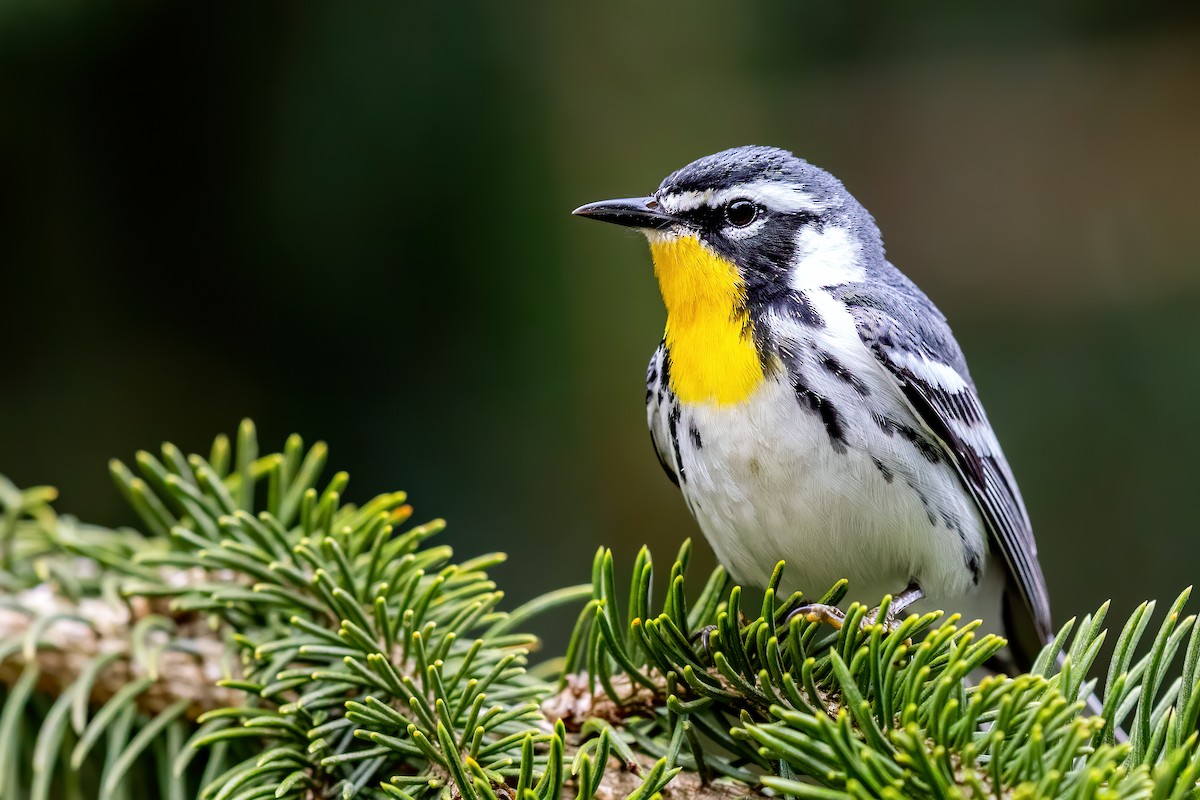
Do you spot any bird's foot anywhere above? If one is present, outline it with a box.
[691,624,718,656]
[691,610,751,658]
[787,582,924,634]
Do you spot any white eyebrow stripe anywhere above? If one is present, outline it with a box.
[660,180,825,215]
[659,189,713,213]
[710,183,825,214]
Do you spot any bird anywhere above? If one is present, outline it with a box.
[572,145,1052,670]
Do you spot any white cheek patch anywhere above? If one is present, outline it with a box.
[788,225,866,290]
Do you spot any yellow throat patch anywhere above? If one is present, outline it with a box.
[649,235,765,406]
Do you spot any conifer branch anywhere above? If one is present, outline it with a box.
[0,423,1199,799]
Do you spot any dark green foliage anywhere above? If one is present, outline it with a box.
[1,422,1200,799]
[567,541,1200,799]
[0,424,591,799]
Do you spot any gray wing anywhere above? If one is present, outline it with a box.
[832,276,1052,659]
[646,343,680,487]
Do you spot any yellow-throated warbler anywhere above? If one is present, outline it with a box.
[574,145,1051,669]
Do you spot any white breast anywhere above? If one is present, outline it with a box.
[649,288,999,625]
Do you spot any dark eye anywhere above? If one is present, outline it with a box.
[724,200,757,228]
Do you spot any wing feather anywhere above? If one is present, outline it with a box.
[834,279,1053,650]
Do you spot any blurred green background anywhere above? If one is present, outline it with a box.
[2,3,1199,645]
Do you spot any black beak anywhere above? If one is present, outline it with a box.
[571,196,675,230]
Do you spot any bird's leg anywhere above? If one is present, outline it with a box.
[788,582,924,634]
[869,582,924,630]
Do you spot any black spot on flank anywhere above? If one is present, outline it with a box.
[940,511,963,536]
[872,414,942,464]
[689,423,703,449]
[906,433,942,464]
[648,346,669,406]
[871,458,894,484]
[819,352,870,396]
[904,478,937,526]
[792,375,847,454]
[966,552,982,585]
[651,346,672,405]
[667,403,686,483]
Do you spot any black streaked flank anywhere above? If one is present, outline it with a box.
[645,358,658,404]
[905,479,938,526]
[871,457,894,484]
[872,413,942,464]
[819,351,870,396]
[966,552,982,585]
[689,423,703,449]
[647,344,679,487]
[792,376,847,454]
[667,402,686,483]
[658,345,671,405]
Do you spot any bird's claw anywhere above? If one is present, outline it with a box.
[691,624,718,657]
[786,582,924,635]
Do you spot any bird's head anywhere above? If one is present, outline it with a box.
[573,146,884,405]
[573,145,882,303]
